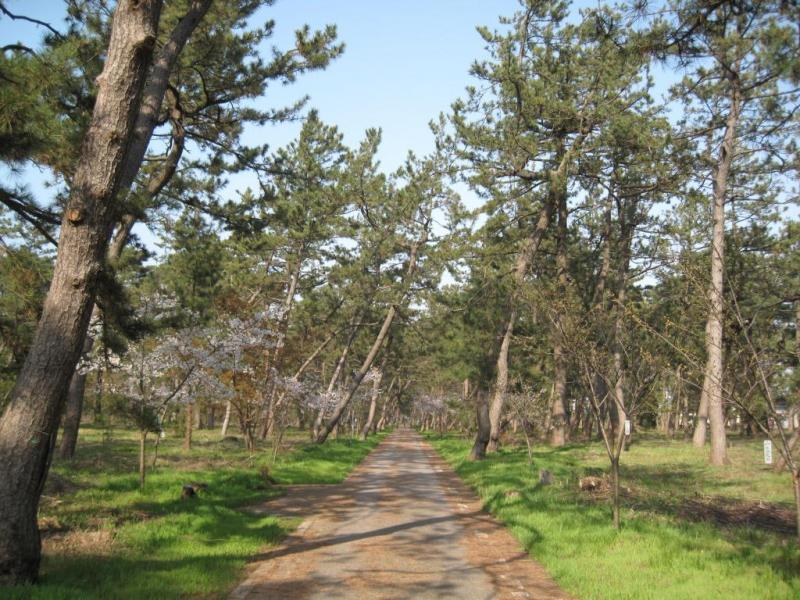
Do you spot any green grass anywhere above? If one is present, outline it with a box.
[427,432,800,600]
[3,425,386,599]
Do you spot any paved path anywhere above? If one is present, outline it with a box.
[230,429,571,600]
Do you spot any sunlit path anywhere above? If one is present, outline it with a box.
[230,429,571,600]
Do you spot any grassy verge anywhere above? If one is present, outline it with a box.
[3,426,386,600]
[427,433,800,600]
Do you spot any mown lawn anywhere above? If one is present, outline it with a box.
[3,425,386,599]
[427,432,800,600]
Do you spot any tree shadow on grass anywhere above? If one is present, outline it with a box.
[2,512,293,600]
[441,440,800,591]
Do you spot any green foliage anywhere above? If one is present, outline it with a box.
[0,247,51,402]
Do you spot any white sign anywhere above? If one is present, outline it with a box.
[624,419,631,436]
[764,440,773,465]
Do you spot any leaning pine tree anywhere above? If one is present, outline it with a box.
[0,1,166,584]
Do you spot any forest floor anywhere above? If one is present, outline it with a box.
[1,425,386,599]
[428,431,800,600]
[230,428,571,599]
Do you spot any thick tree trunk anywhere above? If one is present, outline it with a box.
[0,2,163,584]
[550,340,568,446]
[55,0,202,468]
[776,309,800,470]
[117,0,213,195]
[703,84,740,466]
[488,311,515,451]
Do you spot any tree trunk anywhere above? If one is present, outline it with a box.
[312,318,361,440]
[792,469,800,541]
[0,2,163,584]
[611,186,635,452]
[775,430,799,472]
[703,82,740,466]
[611,457,621,530]
[550,169,569,447]
[692,380,710,446]
[66,86,188,446]
[360,357,386,440]
[93,365,104,421]
[220,399,232,437]
[469,391,491,461]
[317,306,396,443]
[373,376,396,434]
[488,311,515,451]
[58,1,206,461]
[58,335,94,459]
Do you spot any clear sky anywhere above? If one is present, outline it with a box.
[2,0,623,248]
[0,0,533,201]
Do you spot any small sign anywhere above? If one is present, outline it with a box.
[764,440,773,465]
[624,419,631,436]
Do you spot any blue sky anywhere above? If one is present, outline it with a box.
[248,0,521,170]
[0,1,531,201]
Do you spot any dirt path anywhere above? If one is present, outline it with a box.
[230,429,572,600]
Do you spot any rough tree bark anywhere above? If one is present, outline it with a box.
[57,29,192,459]
[702,78,740,466]
[0,1,164,583]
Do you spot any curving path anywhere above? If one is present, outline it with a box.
[230,429,572,600]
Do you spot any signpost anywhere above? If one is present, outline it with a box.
[764,440,773,465]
